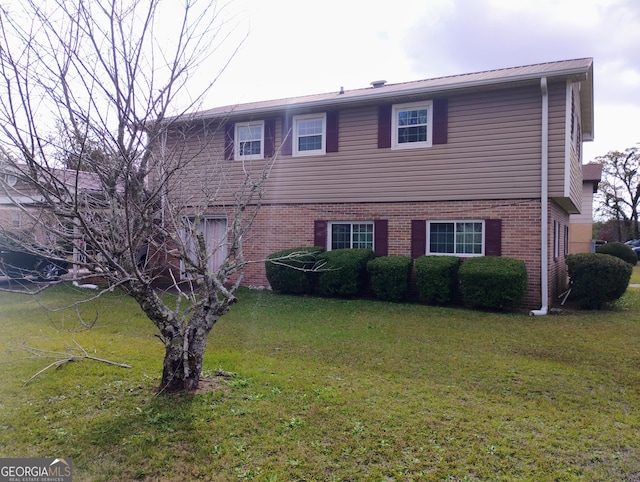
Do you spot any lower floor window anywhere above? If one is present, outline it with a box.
[428,221,483,255]
[330,222,373,250]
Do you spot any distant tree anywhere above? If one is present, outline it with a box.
[0,0,274,393]
[595,146,640,240]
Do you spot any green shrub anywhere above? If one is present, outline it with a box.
[265,247,325,294]
[566,253,632,309]
[415,256,462,305]
[318,249,376,297]
[366,256,413,302]
[596,241,638,266]
[458,257,527,311]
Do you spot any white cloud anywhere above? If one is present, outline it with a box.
[197,0,640,157]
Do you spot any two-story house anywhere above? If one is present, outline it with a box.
[162,58,594,311]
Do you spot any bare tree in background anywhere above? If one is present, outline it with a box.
[0,0,272,392]
[595,146,640,241]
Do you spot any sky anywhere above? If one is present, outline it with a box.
[199,0,640,163]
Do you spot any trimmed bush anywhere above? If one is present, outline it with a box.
[415,256,462,305]
[366,256,413,302]
[596,241,638,266]
[458,257,527,311]
[566,253,632,309]
[265,246,325,294]
[318,248,376,297]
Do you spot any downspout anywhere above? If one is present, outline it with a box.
[530,77,549,316]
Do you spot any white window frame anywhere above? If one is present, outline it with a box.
[293,113,326,157]
[327,221,374,251]
[427,220,485,256]
[235,121,264,160]
[392,100,433,150]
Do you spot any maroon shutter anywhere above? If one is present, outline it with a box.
[326,111,339,153]
[224,122,235,160]
[281,115,292,156]
[264,118,276,157]
[314,220,327,248]
[374,219,388,256]
[484,219,502,256]
[411,220,427,258]
[378,105,392,148]
[432,98,448,145]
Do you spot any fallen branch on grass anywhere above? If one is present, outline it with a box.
[23,340,131,385]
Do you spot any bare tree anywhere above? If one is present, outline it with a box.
[595,146,640,241]
[0,0,271,392]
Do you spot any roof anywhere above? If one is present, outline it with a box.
[583,163,602,193]
[186,58,594,141]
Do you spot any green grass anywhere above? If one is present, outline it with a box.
[631,265,640,284]
[1,284,640,481]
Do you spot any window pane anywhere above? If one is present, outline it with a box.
[239,140,261,155]
[298,119,323,135]
[298,135,322,151]
[352,223,373,249]
[397,107,428,144]
[398,108,427,126]
[398,125,427,144]
[430,223,454,253]
[455,222,483,254]
[331,224,351,250]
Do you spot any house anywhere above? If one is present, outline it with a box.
[162,58,594,312]
[569,163,602,254]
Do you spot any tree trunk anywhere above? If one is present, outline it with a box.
[160,322,211,392]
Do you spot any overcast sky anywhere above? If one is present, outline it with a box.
[201,0,640,163]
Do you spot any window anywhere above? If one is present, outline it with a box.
[293,113,326,156]
[329,222,374,250]
[428,221,483,255]
[392,101,433,149]
[235,122,264,160]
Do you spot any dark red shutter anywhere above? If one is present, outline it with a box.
[314,220,327,248]
[378,105,392,148]
[224,122,235,160]
[432,98,448,145]
[326,111,339,153]
[374,219,388,256]
[264,118,276,157]
[411,220,427,258]
[281,115,292,156]
[484,219,502,256]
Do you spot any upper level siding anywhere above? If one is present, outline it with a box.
[167,82,580,208]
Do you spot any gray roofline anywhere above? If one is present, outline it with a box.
[177,58,594,139]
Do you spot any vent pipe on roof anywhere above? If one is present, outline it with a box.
[370,80,387,88]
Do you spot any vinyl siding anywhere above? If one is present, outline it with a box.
[167,82,581,208]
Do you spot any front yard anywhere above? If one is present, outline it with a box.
[1,284,639,481]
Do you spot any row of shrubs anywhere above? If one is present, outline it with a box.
[266,247,527,311]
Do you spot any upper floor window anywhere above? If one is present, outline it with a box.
[293,113,326,156]
[235,122,264,160]
[392,101,433,149]
[329,222,373,250]
[428,221,483,255]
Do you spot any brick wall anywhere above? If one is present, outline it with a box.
[170,198,573,310]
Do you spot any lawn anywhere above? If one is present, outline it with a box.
[1,284,640,481]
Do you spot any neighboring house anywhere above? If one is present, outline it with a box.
[569,163,602,254]
[0,163,102,248]
[162,58,594,311]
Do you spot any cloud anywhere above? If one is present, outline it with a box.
[402,0,640,155]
